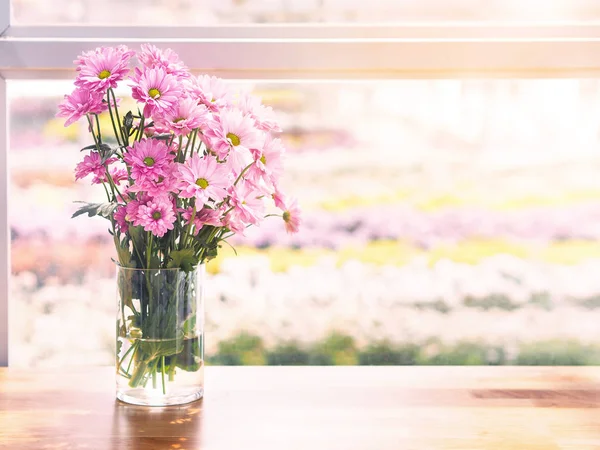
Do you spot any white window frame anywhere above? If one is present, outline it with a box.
[3,1,600,366]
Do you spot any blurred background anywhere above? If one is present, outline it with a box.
[8,0,600,367]
[11,0,600,23]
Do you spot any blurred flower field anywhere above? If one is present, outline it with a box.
[8,79,600,367]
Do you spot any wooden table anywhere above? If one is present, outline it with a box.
[1,367,600,449]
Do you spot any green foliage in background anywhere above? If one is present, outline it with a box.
[515,340,600,366]
[358,341,420,365]
[206,332,600,366]
[309,333,358,365]
[209,332,267,365]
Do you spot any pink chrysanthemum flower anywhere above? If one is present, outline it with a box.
[57,88,107,127]
[228,183,265,226]
[222,211,246,235]
[255,134,285,182]
[128,162,178,197]
[177,154,230,204]
[237,92,282,132]
[244,165,276,197]
[124,139,173,182]
[75,152,116,182]
[160,97,209,136]
[114,205,129,233]
[74,45,135,93]
[125,196,147,225]
[130,67,183,118]
[272,186,287,210]
[186,74,233,112]
[204,108,264,160]
[182,207,222,235]
[93,166,129,186]
[142,123,166,137]
[137,197,176,237]
[137,43,190,79]
[226,145,254,179]
[110,168,130,186]
[282,197,301,234]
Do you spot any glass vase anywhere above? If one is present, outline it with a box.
[115,265,204,406]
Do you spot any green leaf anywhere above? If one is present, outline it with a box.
[128,226,146,260]
[123,111,134,135]
[80,143,103,152]
[176,336,202,372]
[81,143,118,164]
[204,244,218,262]
[117,269,135,317]
[100,147,118,164]
[115,237,135,268]
[152,134,172,142]
[71,202,117,219]
[116,338,122,361]
[139,338,183,361]
[182,314,197,338]
[167,249,198,272]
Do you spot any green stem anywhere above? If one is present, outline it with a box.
[106,92,123,147]
[198,226,220,262]
[234,161,255,186]
[101,182,111,202]
[94,114,102,143]
[180,204,196,250]
[188,128,198,159]
[128,230,144,268]
[135,115,146,142]
[117,341,137,374]
[178,135,186,163]
[125,341,138,376]
[86,115,101,151]
[119,291,127,343]
[220,231,235,241]
[105,168,125,203]
[161,356,166,395]
[181,129,197,162]
[144,232,155,333]
[146,232,154,269]
[129,359,148,388]
[109,88,127,146]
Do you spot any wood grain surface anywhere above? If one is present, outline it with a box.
[1,367,599,449]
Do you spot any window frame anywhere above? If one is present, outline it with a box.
[5,23,600,79]
[3,0,600,366]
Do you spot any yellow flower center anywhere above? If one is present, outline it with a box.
[98,70,111,79]
[260,155,266,165]
[196,178,209,189]
[283,211,291,223]
[152,211,162,220]
[143,157,155,167]
[226,132,241,146]
[173,118,185,123]
[157,176,165,183]
[148,88,161,99]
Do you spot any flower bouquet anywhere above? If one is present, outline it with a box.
[57,44,300,405]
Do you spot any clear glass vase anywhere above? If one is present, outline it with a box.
[115,265,204,406]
